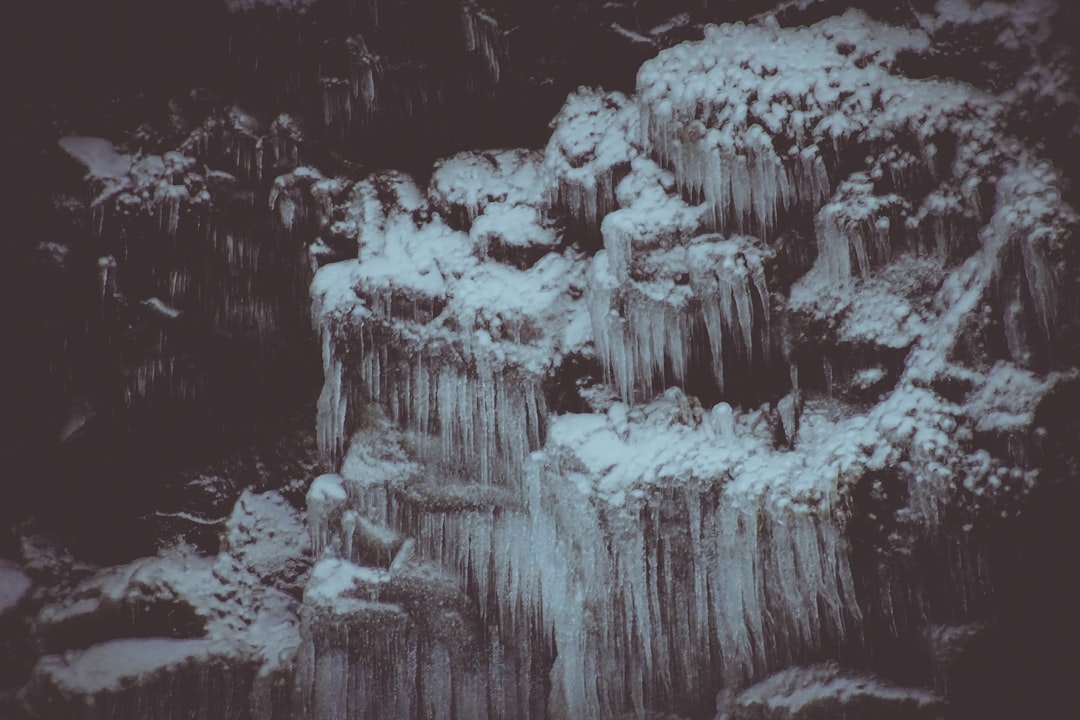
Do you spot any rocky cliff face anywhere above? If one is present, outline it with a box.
[5,1,1078,719]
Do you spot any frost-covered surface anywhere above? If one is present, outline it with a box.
[294,9,1077,718]
[589,157,772,400]
[310,162,588,482]
[58,136,133,180]
[544,88,641,233]
[42,1,1080,718]
[715,661,945,720]
[634,9,1004,259]
[429,149,544,225]
[28,509,306,718]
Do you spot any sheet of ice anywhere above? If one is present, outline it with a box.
[429,149,545,225]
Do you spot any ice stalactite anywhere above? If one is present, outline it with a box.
[269,167,350,235]
[270,114,304,170]
[504,395,866,717]
[544,88,640,237]
[219,106,266,182]
[310,173,586,483]
[589,156,772,402]
[297,558,510,720]
[814,173,907,284]
[588,235,771,402]
[320,78,354,133]
[311,261,370,470]
[587,251,694,403]
[461,1,502,84]
[991,158,1078,352]
[346,35,380,122]
[306,474,349,557]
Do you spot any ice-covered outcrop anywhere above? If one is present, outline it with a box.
[634,10,1008,276]
[310,159,588,482]
[589,157,772,401]
[543,88,641,237]
[429,148,545,227]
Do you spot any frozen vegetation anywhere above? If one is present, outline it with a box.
[22,1,1078,719]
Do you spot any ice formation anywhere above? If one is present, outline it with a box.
[428,149,545,227]
[291,11,1077,717]
[39,3,1080,720]
[588,159,772,400]
[310,162,587,483]
[461,1,502,84]
[716,661,945,720]
[543,88,641,235]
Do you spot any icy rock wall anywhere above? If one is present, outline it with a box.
[634,11,1009,279]
[296,8,1078,720]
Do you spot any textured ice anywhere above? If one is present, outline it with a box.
[429,149,545,225]
[461,0,503,84]
[544,88,641,234]
[311,178,588,481]
[589,232,771,402]
[634,10,1002,245]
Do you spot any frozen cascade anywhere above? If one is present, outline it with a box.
[39,4,1080,720]
[633,11,1006,243]
[588,157,771,401]
[508,398,864,717]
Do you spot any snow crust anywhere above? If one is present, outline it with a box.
[429,149,545,225]
[37,638,220,693]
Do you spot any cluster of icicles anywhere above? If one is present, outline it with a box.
[298,11,1073,720]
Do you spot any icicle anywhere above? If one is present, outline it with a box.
[461,2,501,84]
[97,256,118,303]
